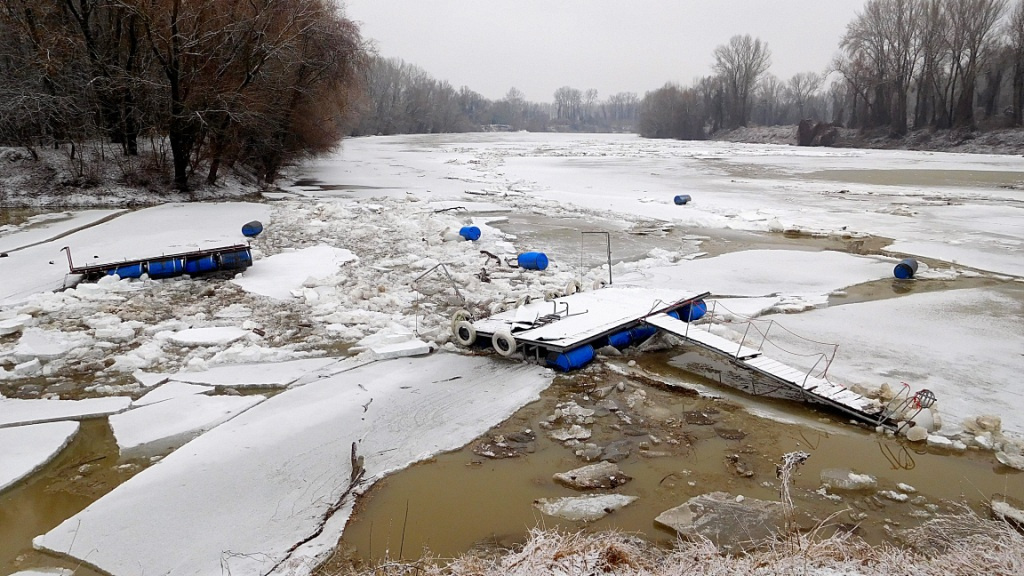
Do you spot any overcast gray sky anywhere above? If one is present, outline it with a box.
[343,0,867,103]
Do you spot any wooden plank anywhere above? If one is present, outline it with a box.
[646,314,763,360]
[745,358,806,383]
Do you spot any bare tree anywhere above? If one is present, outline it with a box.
[553,86,583,124]
[638,83,706,139]
[839,0,924,134]
[944,0,1007,128]
[583,88,598,122]
[914,0,947,127]
[1011,0,1024,125]
[787,72,823,120]
[755,74,787,125]
[712,34,772,129]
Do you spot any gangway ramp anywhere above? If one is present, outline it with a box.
[644,313,886,424]
[645,314,762,360]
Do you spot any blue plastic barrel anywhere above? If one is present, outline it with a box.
[459,226,481,241]
[147,258,184,278]
[242,221,263,237]
[894,258,918,279]
[607,330,632,348]
[628,324,657,342]
[185,255,217,274]
[547,345,595,372]
[676,299,708,322]
[219,249,253,270]
[106,263,143,278]
[518,252,549,270]
[674,194,692,205]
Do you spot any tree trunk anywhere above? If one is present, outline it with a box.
[1014,59,1024,127]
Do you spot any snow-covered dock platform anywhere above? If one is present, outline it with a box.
[461,286,919,429]
[461,287,709,367]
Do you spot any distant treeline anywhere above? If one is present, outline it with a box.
[351,0,1024,142]
[349,56,640,136]
[640,0,1024,140]
[0,0,365,190]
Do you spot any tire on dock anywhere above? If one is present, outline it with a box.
[453,321,477,346]
[492,331,517,357]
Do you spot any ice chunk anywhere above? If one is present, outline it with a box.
[169,357,338,388]
[369,339,431,359]
[0,397,131,427]
[0,313,32,336]
[0,421,79,491]
[820,468,877,491]
[231,245,357,300]
[134,381,214,407]
[111,394,265,457]
[12,327,92,362]
[534,494,638,522]
[166,326,249,346]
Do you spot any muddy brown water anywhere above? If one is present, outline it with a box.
[0,419,135,576]
[330,356,1023,567]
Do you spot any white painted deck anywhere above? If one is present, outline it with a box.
[646,313,884,418]
[472,287,708,352]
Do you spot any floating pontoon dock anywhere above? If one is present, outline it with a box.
[463,286,709,363]
[459,286,931,429]
[62,244,253,280]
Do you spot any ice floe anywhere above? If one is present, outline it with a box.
[0,397,131,427]
[165,326,251,347]
[110,393,265,456]
[133,381,214,406]
[35,354,551,576]
[168,357,339,388]
[231,244,358,300]
[0,421,79,492]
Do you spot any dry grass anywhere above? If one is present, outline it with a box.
[321,507,1024,576]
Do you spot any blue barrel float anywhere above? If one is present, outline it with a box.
[106,263,143,279]
[894,258,918,279]
[675,299,708,322]
[628,324,658,342]
[242,221,263,237]
[459,226,481,241]
[547,344,595,372]
[185,255,218,275]
[674,194,692,205]
[219,248,253,270]
[607,329,633,349]
[518,252,549,270]
[147,257,185,278]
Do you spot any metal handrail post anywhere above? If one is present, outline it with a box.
[802,354,825,389]
[736,323,752,359]
[759,320,773,351]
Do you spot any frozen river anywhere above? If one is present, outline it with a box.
[0,133,1022,575]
